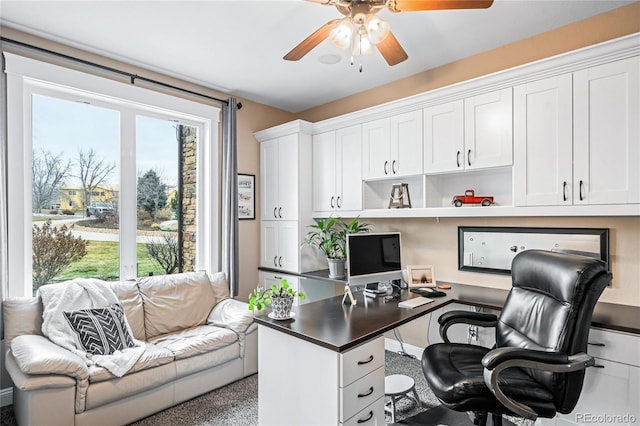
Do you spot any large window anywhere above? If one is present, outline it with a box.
[6,53,220,297]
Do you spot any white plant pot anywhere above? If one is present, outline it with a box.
[270,296,294,319]
[328,258,346,279]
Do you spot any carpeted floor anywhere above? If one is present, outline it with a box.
[0,350,526,425]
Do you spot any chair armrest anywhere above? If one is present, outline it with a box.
[481,347,595,420]
[10,334,89,381]
[438,310,498,343]
[208,298,256,335]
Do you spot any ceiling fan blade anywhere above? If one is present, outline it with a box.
[284,20,340,61]
[388,0,493,12]
[376,31,408,66]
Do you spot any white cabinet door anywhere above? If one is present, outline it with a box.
[260,221,299,271]
[277,133,299,220]
[278,221,300,272]
[573,57,640,205]
[260,139,279,220]
[514,74,573,206]
[464,87,513,170]
[260,221,279,269]
[362,118,391,179]
[390,110,423,177]
[260,134,300,220]
[423,100,464,173]
[313,131,337,212]
[336,125,363,211]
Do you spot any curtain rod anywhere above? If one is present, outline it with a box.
[1,37,237,108]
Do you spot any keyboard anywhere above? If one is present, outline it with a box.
[398,297,434,309]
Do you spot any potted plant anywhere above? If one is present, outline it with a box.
[248,278,305,319]
[303,217,370,278]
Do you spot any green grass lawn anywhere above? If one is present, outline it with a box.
[56,240,165,281]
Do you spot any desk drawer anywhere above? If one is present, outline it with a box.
[340,366,385,422]
[340,336,385,387]
[342,396,385,426]
[587,328,640,367]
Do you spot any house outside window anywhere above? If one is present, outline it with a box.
[6,53,220,297]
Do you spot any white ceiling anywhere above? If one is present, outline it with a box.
[1,0,635,112]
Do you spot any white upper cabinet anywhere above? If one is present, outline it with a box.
[362,110,422,179]
[515,57,640,207]
[424,88,513,174]
[423,100,464,173]
[464,87,513,170]
[514,74,573,206]
[313,125,363,212]
[260,133,299,220]
[573,57,640,205]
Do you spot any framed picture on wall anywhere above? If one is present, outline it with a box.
[238,173,255,220]
[406,265,436,288]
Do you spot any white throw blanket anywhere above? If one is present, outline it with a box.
[39,278,145,377]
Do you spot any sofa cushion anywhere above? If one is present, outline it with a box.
[2,297,43,343]
[138,271,217,339]
[63,304,136,355]
[88,343,175,383]
[148,324,238,360]
[208,271,230,302]
[110,280,146,341]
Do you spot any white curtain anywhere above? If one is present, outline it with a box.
[221,98,239,297]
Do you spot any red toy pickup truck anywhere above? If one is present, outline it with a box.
[451,189,494,207]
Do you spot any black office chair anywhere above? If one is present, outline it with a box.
[422,250,612,426]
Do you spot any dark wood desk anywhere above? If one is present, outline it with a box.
[255,289,452,352]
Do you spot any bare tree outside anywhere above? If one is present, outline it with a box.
[145,233,179,274]
[32,148,72,213]
[32,220,88,292]
[76,148,116,215]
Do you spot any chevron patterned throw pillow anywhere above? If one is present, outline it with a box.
[64,303,136,355]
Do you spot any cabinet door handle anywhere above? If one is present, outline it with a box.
[579,180,584,201]
[357,411,374,424]
[456,150,461,168]
[278,207,282,218]
[273,207,277,219]
[392,160,397,174]
[593,364,605,369]
[357,386,374,398]
[337,196,342,208]
[357,355,374,365]
[330,196,335,208]
[278,256,282,267]
[588,342,606,347]
[273,256,278,267]
[563,181,568,202]
[467,149,472,166]
[384,160,388,175]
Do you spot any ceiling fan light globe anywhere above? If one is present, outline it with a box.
[352,25,373,56]
[365,15,390,44]
[329,19,354,49]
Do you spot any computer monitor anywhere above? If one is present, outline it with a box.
[346,232,402,288]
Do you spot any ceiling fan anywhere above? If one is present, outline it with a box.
[284,0,494,66]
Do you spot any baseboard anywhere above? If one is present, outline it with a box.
[384,337,424,359]
[0,387,13,407]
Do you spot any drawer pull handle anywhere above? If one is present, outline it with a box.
[593,364,605,369]
[357,386,374,398]
[357,411,374,424]
[588,342,605,347]
[357,355,374,365]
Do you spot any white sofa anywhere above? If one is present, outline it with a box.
[2,271,258,426]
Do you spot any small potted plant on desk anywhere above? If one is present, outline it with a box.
[303,216,370,279]
[248,278,305,320]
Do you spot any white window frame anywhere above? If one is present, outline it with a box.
[5,53,220,297]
